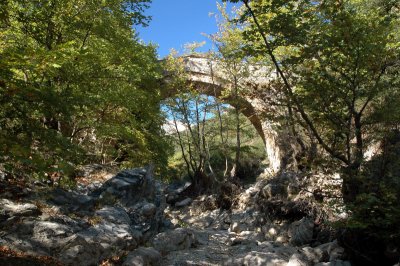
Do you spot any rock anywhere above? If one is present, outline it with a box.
[327,240,345,261]
[267,227,279,239]
[192,229,210,245]
[228,231,263,246]
[166,193,179,204]
[175,197,192,207]
[261,224,288,242]
[211,211,231,230]
[228,211,258,233]
[0,166,167,265]
[59,234,105,266]
[33,220,75,238]
[93,167,155,207]
[152,228,196,254]
[190,215,214,228]
[288,217,314,246]
[141,203,156,217]
[313,242,332,253]
[276,235,289,243]
[239,231,265,243]
[92,167,165,240]
[162,218,175,229]
[79,206,139,253]
[0,199,41,219]
[313,240,345,262]
[31,221,77,251]
[224,251,288,266]
[287,252,311,266]
[49,189,95,213]
[122,247,161,266]
[301,246,326,263]
[257,241,275,249]
[315,260,351,266]
[95,206,131,224]
[165,182,191,205]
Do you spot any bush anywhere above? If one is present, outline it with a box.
[341,131,400,265]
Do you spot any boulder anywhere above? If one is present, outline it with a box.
[141,203,157,217]
[165,182,192,204]
[31,221,77,250]
[0,199,41,222]
[122,247,162,266]
[59,234,105,266]
[93,168,149,205]
[287,252,311,266]
[92,166,165,239]
[48,188,95,213]
[79,206,139,253]
[288,217,314,246]
[152,228,197,254]
[228,210,258,233]
[301,246,326,263]
[313,240,345,262]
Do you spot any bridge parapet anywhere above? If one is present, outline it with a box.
[181,54,276,88]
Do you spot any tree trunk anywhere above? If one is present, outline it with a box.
[341,165,361,203]
[231,75,241,178]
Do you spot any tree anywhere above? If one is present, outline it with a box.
[163,53,214,190]
[208,3,251,179]
[0,0,169,179]
[225,0,400,201]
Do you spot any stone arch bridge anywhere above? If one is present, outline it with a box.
[162,54,287,173]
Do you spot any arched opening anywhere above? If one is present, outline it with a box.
[162,91,266,186]
[162,54,285,180]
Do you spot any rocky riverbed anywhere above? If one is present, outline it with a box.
[0,166,351,265]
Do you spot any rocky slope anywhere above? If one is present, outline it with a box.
[160,172,349,266]
[0,166,166,265]
[0,167,351,265]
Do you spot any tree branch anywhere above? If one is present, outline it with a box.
[242,0,349,165]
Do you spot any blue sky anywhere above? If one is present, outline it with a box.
[137,0,236,58]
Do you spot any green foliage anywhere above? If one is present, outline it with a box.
[346,131,400,241]
[0,0,169,179]
[223,0,399,184]
[338,131,400,264]
[166,101,265,181]
[243,0,398,165]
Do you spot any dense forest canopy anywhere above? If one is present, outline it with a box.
[0,0,169,178]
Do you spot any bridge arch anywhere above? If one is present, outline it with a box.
[162,54,285,173]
